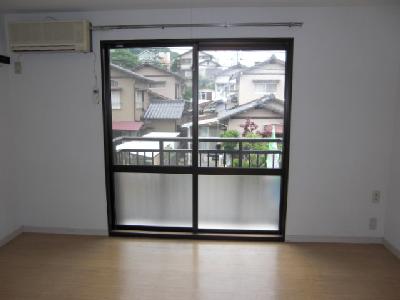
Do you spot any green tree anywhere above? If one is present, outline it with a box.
[242,132,268,151]
[220,130,240,151]
[199,76,214,89]
[232,132,270,168]
[170,52,180,72]
[182,88,192,101]
[110,49,139,70]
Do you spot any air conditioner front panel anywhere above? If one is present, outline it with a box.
[8,20,91,52]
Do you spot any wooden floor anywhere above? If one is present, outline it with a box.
[0,233,399,300]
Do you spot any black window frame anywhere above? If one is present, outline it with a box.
[101,38,293,241]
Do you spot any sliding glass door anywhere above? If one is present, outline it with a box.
[105,44,194,230]
[101,39,292,239]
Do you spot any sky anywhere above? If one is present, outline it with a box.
[206,50,286,67]
[169,47,286,67]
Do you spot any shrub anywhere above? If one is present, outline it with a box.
[220,130,240,150]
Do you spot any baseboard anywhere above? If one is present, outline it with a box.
[22,226,108,236]
[383,239,400,259]
[0,227,23,247]
[285,235,383,244]
[1,226,108,248]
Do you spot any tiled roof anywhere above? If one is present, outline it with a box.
[241,55,285,74]
[215,64,245,77]
[144,100,185,120]
[110,64,156,83]
[147,89,174,101]
[215,56,285,79]
[133,63,184,81]
[263,98,285,115]
[218,95,284,120]
[112,121,143,131]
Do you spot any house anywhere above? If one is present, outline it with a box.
[143,100,186,132]
[199,88,216,101]
[110,63,155,137]
[131,63,189,134]
[111,63,187,137]
[214,55,285,106]
[214,64,245,102]
[190,94,284,141]
[219,94,284,135]
[138,49,172,69]
[137,49,159,62]
[181,95,283,153]
[112,63,187,136]
[176,49,193,79]
[133,63,184,99]
[237,55,285,105]
[176,50,221,86]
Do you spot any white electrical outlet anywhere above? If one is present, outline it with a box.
[369,218,377,230]
[372,190,381,203]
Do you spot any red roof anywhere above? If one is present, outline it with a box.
[112,121,143,131]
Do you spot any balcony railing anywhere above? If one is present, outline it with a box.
[113,136,282,169]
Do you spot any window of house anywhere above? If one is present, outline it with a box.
[181,58,192,65]
[200,91,213,100]
[254,80,279,93]
[175,84,180,99]
[111,79,118,87]
[111,90,121,109]
[135,90,144,110]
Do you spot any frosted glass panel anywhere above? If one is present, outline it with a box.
[199,175,280,230]
[115,173,192,227]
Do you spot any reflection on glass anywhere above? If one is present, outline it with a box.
[110,47,193,166]
[197,50,286,169]
[198,175,280,230]
[115,173,192,227]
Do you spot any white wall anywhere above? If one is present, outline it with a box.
[385,65,400,252]
[0,14,18,241]
[10,52,108,232]
[4,5,400,239]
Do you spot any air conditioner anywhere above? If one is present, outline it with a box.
[8,20,92,53]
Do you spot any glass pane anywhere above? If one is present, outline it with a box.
[197,50,286,169]
[198,175,280,230]
[109,46,193,166]
[115,173,192,227]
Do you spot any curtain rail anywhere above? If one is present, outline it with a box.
[92,22,303,31]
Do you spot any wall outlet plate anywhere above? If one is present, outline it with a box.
[369,217,377,230]
[14,61,22,74]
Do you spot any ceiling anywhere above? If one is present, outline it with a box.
[0,0,398,13]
